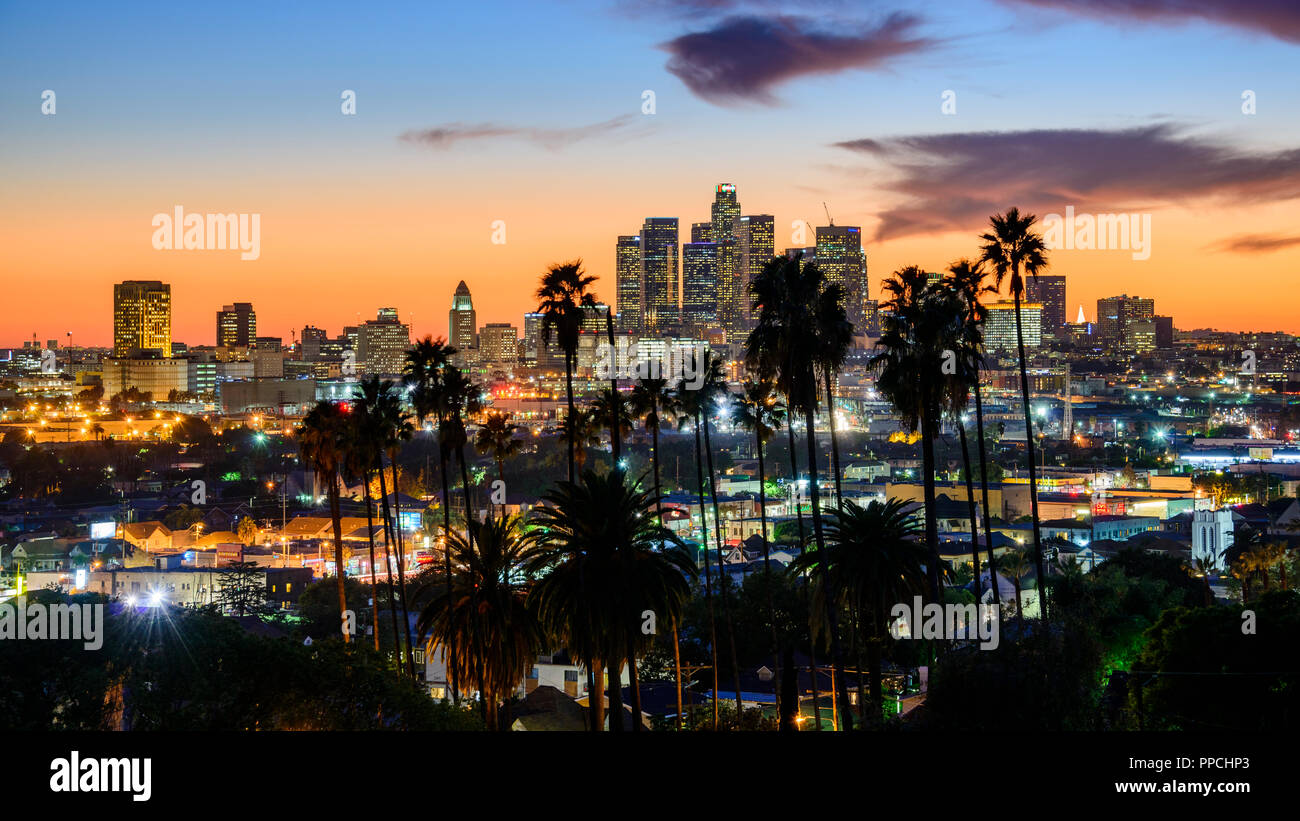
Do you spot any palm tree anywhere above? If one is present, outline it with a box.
[999,548,1030,628]
[628,376,679,522]
[733,378,787,723]
[943,258,1001,610]
[527,469,697,732]
[441,365,483,539]
[557,407,601,474]
[747,252,856,728]
[1190,556,1216,606]
[474,410,522,509]
[673,374,723,729]
[297,400,351,643]
[627,375,684,725]
[979,208,1051,616]
[343,387,386,654]
[373,380,415,675]
[589,386,634,461]
[404,337,456,685]
[793,498,926,725]
[813,282,853,510]
[692,352,746,720]
[536,260,597,484]
[415,514,543,730]
[871,267,966,602]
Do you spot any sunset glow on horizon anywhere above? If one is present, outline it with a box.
[3,0,1298,346]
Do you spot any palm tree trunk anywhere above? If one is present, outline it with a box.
[804,404,852,731]
[692,413,721,730]
[378,466,414,677]
[437,444,458,704]
[650,414,684,732]
[824,369,844,510]
[972,380,1001,608]
[785,413,819,729]
[374,468,404,675]
[919,389,942,602]
[702,413,744,719]
[958,420,982,609]
[605,309,621,464]
[328,479,349,643]
[457,445,475,548]
[564,349,576,484]
[671,615,683,732]
[361,470,381,653]
[757,430,782,721]
[627,651,642,732]
[1013,288,1047,618]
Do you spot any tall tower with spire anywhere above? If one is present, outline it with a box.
[449,281,476,351]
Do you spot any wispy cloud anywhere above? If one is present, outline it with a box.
[1209,233,1300,254]
[834,124,1300,240]
[399,115,642,150]
[659,13,935,105]
[999,0,1300,44]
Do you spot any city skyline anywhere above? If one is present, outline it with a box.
[4,1,1300,346]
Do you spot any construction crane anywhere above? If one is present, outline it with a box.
[823,202,834,227]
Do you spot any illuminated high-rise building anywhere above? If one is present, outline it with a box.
[815,226,868,331]
[710,183,740,242]
[736,214,774,336]
[640,218,679,332]
[449,281,477,352]
[1096,294,1154,351]
[691,222,712,243]
[357,308,411,376]
[985,301,1043,352]
[113,280,171,357]
[682,242,719,332]
[1025,275,1067,338]
[216,302,256,348]
[479,323,519,365]
[615,235,642,333]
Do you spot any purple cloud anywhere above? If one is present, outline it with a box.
[834,125,1300,240]
[1000,0,1300,44]
[1210,233,1300,253]
[400,115,640,150]
[660,13,935,105]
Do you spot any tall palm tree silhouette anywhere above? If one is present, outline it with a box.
[297,400,351,643]
[734,378,787,724]
[536,261,597,484]
[979,208,1051,617]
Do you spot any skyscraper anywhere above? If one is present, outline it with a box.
[479,323,519,365]
[113,280,171,357]
[449,281,477,351]
[640,218,679,332]
[615,235,642,333]
[1096,294,1155,351]
[357,308,410,376]
[985,301,1043,351]
[1025,275,1066,338]
[815,226,868,331]
[217,302,256,348]
[707,185,744,342]
[710,183,740,242]
[682,241,719,332]
[736,214,774,335]
[690,222,712,243]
